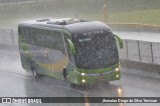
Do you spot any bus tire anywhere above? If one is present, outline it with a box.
[157,70,160,75]
[70,83,77,88]
[63,68,68,79]
[30,60,43,79]
[33,70,43,77]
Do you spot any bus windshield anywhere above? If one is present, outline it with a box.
[74,31,119,69]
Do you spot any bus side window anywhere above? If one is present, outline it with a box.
[65,39,71,58]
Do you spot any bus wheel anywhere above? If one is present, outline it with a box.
[157,70,160,76]
[70,83,83,88]
[32,70,44,81]
[30,60,43,79]
[32,70,42,77]
[70,83,77,88]
[63,68,69,83]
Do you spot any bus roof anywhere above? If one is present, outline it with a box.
[19,18,112,35]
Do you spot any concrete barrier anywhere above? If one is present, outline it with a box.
[152,42,160,65]
[139,41,152,63]
[108,23,160,33]
[118,39,160,65]
[0,28,17,45]
[118,39,127,60]
[127,40,140,61]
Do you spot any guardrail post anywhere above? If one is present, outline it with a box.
[157,42,160,65]
[150,42,154,63]
[2,29,4,44]
[3,29,5,44]
[126,40,129,60]
[103,4,108,23]
[12,29,14,45]
[137,40,141,62]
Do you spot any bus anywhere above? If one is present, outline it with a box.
[18,18,123,85]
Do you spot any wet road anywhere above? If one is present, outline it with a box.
[0,50,160,106]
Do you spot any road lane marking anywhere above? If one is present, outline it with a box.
[0,70,32,80]
[60,85,89,95]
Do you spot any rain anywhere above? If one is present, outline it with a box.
[0,0,160,106]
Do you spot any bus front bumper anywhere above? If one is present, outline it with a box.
[78,71,120,85]
[68,65,121,85]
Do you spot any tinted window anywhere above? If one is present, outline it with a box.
[74,31,119,69]
[27,28,66,54]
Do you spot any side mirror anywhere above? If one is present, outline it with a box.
[62,30,71,38]
[67,39,75,55]
[114,34,123,49]
[62,30,75,55]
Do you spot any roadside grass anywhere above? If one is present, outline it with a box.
[0,0,160,27]
[1,8,160,27]
[108,9,160,25]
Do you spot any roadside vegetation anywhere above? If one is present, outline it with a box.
[108,9,160,25]
[0,0,160,27]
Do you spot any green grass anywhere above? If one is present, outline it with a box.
[108,9,160,25]
[0,0,160,27]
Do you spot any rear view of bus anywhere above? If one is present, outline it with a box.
[18,18,123,85]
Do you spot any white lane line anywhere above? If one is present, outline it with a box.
[0,70,32,80]
[1,70,90,96]
[59,85,89,95]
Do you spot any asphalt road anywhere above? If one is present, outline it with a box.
[0,50,160,106]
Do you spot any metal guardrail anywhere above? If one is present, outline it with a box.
[0,28,160,65]
[118,39,160,65]
[0,29,18,45]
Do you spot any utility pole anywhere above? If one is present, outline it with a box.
[103,4,108,23]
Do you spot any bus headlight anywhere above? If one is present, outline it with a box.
[115,68,119,72]
[81,73,85,76]
[116,75,119,78]
[25,51,29,54]
[82,79,86,83]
